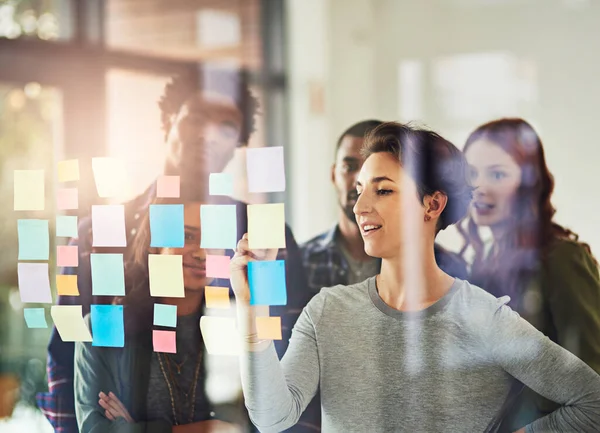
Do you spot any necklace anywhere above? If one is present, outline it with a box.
[157,350,202,425]
[167,354,188,375]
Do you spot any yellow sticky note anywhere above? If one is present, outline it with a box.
[50,305,92,342]
[200,316,240,356]
[57,159,80,182]
[256,316,282,340]
[148,254,184,298]
[205,286,231,309]
[247,203,286,249]
[14,170,44,211]
[56,274,79,296]
[92,157,128,198]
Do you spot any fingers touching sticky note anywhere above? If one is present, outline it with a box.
[149,205,184,248]
[51,305,92,342]
[57,188,78,210]
[91,305,124,347]
[57,159,80,182]
[157,175,180,198]
[92,157,128,198]
[200,205,237,249]
[57,245,78,267]
[18,263,52,303]
[24,308,48,329]
[246,147,286,193]
[90,253,125,296]
[205,286,231,309]
[92,205,126,247]
[14,170,44,211]
[153,330,177,353]
[154,304,177,327]
[256,316,282,340]
[148,254,184,298]
[18,219,49,260]
[206,255,231,279]
[56,215,78,238]
[247,203,286,249]
[56,274,79,296]
[248,260,287,306]
[209,173,233,196]
[200,316,240,356]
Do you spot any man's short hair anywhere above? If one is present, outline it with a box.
[335,120,384,155]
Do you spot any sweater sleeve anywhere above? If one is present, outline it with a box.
[240,292,325,433]
[490,300,600,433]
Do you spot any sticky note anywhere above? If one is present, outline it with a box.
[56,274,79,296]
[209,173,233,196]
[157,175,180,198]
[57,245,78,267]
[205,286,231,309]
[57,188,78,210]
[56,215,78,238]
[24,308,48,329]
[206,255,231,279]
[57,159,80,182]
[148,254,184,298]
[153,330,177,353]
[200,316,240,355]
[149,205,184,248]
[154,304,177,327]
[90,253,125,296]
[50,305,92,342]
[17,219,49,260]
[17,263,52,303]
[247,203,286,249]
[14,170,44,211]
[91,305,124,347]
[246,147,286,193]
[200,205,237,249]
[256,316,282,340]
[248,260,286,306]
[92,157,128,198]
[92,205,126,247]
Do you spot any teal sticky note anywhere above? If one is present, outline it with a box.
[209,173,233,196]
[91,305,124,347]
[150,204,184,248]
[56,215,78,238]
[248,260,287,306]
[90,253,125,296]
[153,304,177,327]
[200,205,237,249]
[24,308,48,328]
[17,219,49,260]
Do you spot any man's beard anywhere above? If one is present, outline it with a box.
[340,191,358,225]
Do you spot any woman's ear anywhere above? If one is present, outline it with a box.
[424,191,448,220]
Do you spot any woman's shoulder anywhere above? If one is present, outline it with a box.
[450,279,513,321]
[547,237,594,262]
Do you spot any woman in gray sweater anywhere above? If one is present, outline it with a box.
[231,122,600,433]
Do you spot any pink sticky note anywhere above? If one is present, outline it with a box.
[153,330,176,353]
[206,255,231,279]
[157,175,180,198]
[57,245,78,267]
[57,188,78,210]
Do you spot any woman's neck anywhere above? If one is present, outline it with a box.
[160,290,204,316]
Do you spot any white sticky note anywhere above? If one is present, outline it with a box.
[51,305,93,342]
[14,170,44,211]
[148,254,185,298]
[17,263,52,303]
[92,157,128,198]
[200,316,240,356]
[246,147,286,193]
[92,205,126,247]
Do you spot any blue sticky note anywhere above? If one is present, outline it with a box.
[154,304,177,327]
[248,260,287,306]
[200,205,237,249]
[209,173,234,196]
[91,305,124,347]
[17,219,49,260]
[150,204,184,248]
[90,253,125,296]
[24,308,48,328]
[56,215,78,238]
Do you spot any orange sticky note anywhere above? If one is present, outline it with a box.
[57,188,78,210]
[153,330,176,353]
[57,245,78,267]
[157,175,180,198]
[206,255,230,279]
[205,286,230,309]
[56,274,79,296]
[57,159,80,182]
[256,316,282,340]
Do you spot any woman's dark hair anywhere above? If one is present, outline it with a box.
[457,118,596,302]
[362,122,474,232]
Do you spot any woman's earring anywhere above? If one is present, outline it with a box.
[424,215,431,222]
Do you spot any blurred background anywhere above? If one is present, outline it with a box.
[1,0,599,430]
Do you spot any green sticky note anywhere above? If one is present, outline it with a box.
[200,205,237,249]
[56,215,78,238]
[154,304,177,327]
[24,308,48,328]
[90,253,125,296]
[18,219,49,260]
[209,173,234,196]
